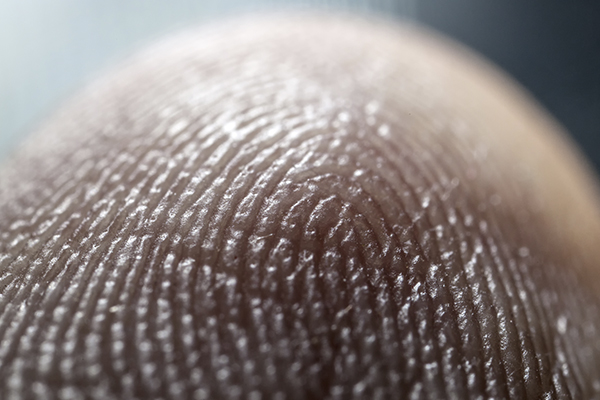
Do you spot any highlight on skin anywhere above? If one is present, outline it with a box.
[1,14,600,399]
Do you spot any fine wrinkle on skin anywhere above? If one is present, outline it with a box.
[0,15,600,399]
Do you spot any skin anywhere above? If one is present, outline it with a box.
[0,14,600,399]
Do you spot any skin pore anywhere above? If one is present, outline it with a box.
[1,14,600,399]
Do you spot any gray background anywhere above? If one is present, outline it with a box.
[1,1,598,172]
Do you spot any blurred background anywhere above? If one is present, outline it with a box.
[1,1,598,172]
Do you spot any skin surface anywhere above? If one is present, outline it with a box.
[1,14,600,399]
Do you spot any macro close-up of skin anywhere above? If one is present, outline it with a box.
[1,13,600,399]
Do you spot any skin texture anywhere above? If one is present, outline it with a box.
[1,14,600,399]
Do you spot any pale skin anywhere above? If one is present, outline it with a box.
[0,14,599,399]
